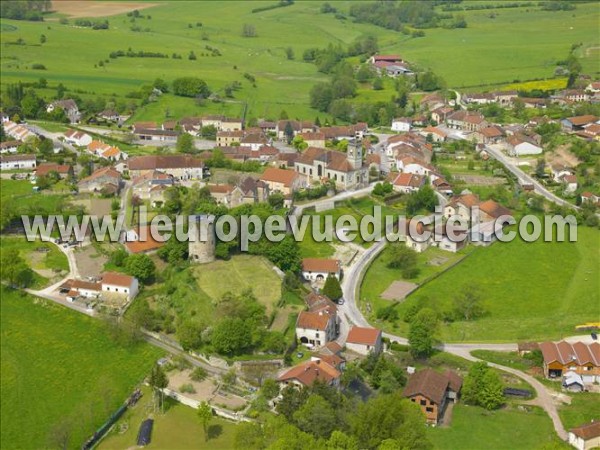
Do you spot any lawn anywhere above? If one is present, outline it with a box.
[0,287,163,450]
[558,392,600,431]
[1,2,597,124]
[99,386,238,450]
[360,226,600,342]
[1,235,69,288]
[192,254,282,313]
[427,404,566,450]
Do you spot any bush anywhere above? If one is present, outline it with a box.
[191,367,208,382]
[31,63,46,70]
[179,383,196,394]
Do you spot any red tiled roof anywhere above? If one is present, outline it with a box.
[301,258,340,273]
[297,311,331,331]
[539,341,600,366]
[346,326,381,346]
[567,115,598,126]
[128,155,203,170]
[570,421,600,440]
[392,173,425,188]
[277,359,340,387]
[260,167,298,187]
[102,272,134,287]
[478,199,512,219]
[36,163,71,176]
[79,167,120,184]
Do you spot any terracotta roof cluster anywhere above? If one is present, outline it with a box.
[301,258,340,274]
[346,326,381,346]
[296,147,357,174]
[128,155,203,171]
[403,368,463,405]
[391,172,425,189]
[277,358,340,387]
[305,292,338,316]
[539,341,600,367]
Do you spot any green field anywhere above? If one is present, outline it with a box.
[0,287,163,450]
[0,1,598,123]
[192,254,281,312]
[361,226,600,342]
[558,392,600,431]
[99,386,237,450]
[427,404,566,450]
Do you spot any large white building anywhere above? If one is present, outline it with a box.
[0,154,36,171]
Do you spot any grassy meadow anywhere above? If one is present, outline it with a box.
[361,226,600,342]
[427,404,566,450]
[0,1,598,123]
[99,386,238,450]
[0,287,163,450]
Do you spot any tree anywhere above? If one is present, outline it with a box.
[40,33,46,44]
[148,363,168,412]
[176,132,195,153]
[387,245,419,279]
[285,46,294,60]
[372,77,383,90]
[125,253,156,283]
[268,193,285,209]
[322,275,342,301]
[293,394,337,438]
[408,308,437,359]
[535,158,546,178]
[327,430,359,450]
[566,53,582,88]
[153,77,169,93]
[276,385,309,421]
[350,393,430,450]
[242,23,257,37]
[310,82,334,112]
[197,401,213,441]
[0,248,34,287]
[284,121,295,144]
[177,320,203,350]
[172,77,210,98]
[211,318,252,355]
[453,286,485,321]
[356,64,374,82]
[261,378,280,400]
[462,362,504,410]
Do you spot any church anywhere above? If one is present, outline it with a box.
[293,139,367,190]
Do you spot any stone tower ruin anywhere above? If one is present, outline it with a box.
[189,214,216,264]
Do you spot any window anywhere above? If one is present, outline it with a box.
[426,407,434,413]
[316,333,320,338]
[420,399,426,406]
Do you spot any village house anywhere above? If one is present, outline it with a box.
[127,155,204,180]
[277,358,341,389]
[77,167,121,195]
[296,309,337,348]
[553,89,590,104]
[561,174,578,193]
[581,192,600,206]
[61,279,101,300]
[430,106,454,124]
[521,97,548,109]
[390,172,425,193]
[576,123,600,141]
[419,126,447,143]
[346,326,383,355]
[431,223,469,253]
[35,162,72,179]
[433,178,453,196]
[220,117,244,131]
[276,120,316,140]
[64,129,93,147]
[135,128,179,142]
[132,170,174,207]
[101,272,139,301]
[4,121,36,141]
[124,225,166,254]
[403,368,463,425]
[568,421,600,450]
[386,133,433,161]
[463,92,495,105]
[47,99,80,123]
[294,141,367,190]
[260,167,306,196]
[391,117,412,132]
[539,341,600,382]
[97,109,121,122]
[401,218,431,253]
[551,164,575,182]
[446,110,487,132]
[396,156,440,181]
[237,176,270,204]
[179,117,203,135]
[561,115,599,132]
[0,140,21,154]
[319,123,368,141]
[369,55,412,77]
[474,125,505,144]
[301,258,341,282]
[207,184,244,208]
[216,130,244,146]
[297,132,326,148]
[586,81,600,93]
[444,193,481,223]
[87,140,127,161]
[494,90,519,106]
[478,199,512,222]
[258,120,277,134]
[240,133,269,151]
[506,134,543,156]
[0,154,36,171]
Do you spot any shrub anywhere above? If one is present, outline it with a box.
[179,383,196,394]
[191,367,208,382]
[31,63,46,70]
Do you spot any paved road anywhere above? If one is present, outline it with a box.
[484,144,578,210]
